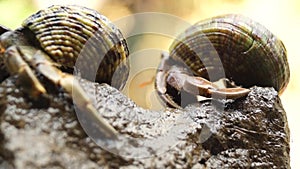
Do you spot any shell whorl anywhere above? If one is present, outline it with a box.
[170,14,290,93]
[22,5,129,88]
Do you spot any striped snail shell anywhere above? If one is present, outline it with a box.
[169,14,290,94]
[21,5,129,89]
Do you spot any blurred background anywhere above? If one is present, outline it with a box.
[0,0,298,167]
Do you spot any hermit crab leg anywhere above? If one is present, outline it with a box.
[165,70,250,100]
[184,76,251,99]
[4,46,46,98]
[9,45,118,139]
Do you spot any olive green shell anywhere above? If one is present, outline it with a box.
[169,14,289,93]
[22,5,129,89]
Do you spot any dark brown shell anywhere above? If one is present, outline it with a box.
[22,5,129,89]
[169,14,290,93]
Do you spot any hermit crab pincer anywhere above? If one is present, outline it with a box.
[0,5,129,139]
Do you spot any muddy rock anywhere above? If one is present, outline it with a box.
[0,76,290,168]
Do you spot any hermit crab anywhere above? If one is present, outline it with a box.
[156,14,290,108]
[0,5,129,139]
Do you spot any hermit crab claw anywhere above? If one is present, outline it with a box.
[184,76,250,99]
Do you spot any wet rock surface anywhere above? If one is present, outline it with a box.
[0,76,290,168]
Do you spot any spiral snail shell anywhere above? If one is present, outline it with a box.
[168,14,289,94]
[22,5,129,89]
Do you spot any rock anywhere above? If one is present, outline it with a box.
[0,76,290,168]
